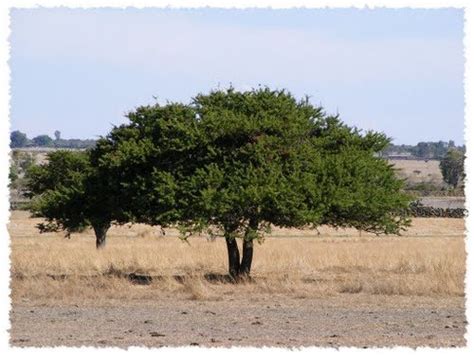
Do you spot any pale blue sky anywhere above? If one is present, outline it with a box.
[9,8,464,144]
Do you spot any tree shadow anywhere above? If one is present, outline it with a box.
[127,272,246,285]
[203,273,235,284]
[43,271,251,286]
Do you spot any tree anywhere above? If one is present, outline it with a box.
[95,88,411,279]
[25,150,127,248]
[54,130,61,140]
[440,149,465,188]
[414,142,431,159]
[433,141,448,159]
[32,134,53,147]
[10,130,28,148]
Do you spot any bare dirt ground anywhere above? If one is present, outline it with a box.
[10,296,466,348]
[419,196,465,209]
[9,211,466,348]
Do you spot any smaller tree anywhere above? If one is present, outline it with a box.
[32,135,54,147]
[10,130,28,148]
[54,130,61,141]
[25,150,125,248]
[440,149,465,189]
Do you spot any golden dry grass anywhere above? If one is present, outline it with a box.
[9,211,466,304]
[389,159,444,185]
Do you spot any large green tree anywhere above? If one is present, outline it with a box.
[95,88,411,278]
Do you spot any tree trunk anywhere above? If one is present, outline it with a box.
[239,238,253,277]
[224,219,258,280]
[239,218,258,278]
[225,236,240,279]
[93,223,110,249]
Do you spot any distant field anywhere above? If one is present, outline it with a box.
[388,159,444,186]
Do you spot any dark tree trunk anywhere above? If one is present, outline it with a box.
[224,219,258,280]
[239,218,258,277]
[225,236,240,279]
[93,223,110,249]
[239,238,253,277]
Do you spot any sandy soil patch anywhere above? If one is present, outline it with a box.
[10,295,466,348]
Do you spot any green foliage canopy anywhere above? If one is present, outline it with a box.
[24,88,411,275]
[25,150,127,248]
[26,151,91,234]
[95,88,411,277]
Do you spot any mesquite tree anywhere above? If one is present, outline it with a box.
[25,150,127,248]
[95,88,411,278]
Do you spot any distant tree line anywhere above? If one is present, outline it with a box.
[11,130,464,159]
[381,140,465,160]
[10,130,96,149]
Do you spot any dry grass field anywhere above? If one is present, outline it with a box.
[9,211,467,348]
[389,159,444,186]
